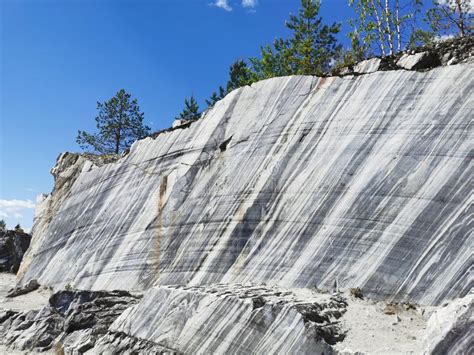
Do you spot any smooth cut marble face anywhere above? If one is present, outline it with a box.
[21,65,473,306]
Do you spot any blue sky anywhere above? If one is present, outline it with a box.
[0,0,426,230]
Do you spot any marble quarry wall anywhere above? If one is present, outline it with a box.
[19,64,473,306]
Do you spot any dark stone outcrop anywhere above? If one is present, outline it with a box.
[7,279,40,298]
[332,35,473,76]
[0,230,31,273]
[295,295,348,345]
[0,289,141,353]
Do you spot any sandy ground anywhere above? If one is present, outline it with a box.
[0,273,52,312]
[285,287,433,354]
[0,275,438,354]
[0,273,54,355]
[334,295,432,354]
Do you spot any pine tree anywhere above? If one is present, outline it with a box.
[226,60,253,93]
[286,0,341,75]
[249,39,295,80]
[206,92,219,107]
[205,86,226,107]
[206,1,342,110]
[177,95,200,121]
[0,220,6,232]
[205,60,254,111]
[248,0,341,77]
[77,89,150,155]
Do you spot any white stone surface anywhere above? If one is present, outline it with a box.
[90,285,470,354]
[397,51,429,70]
[20,65,473,306]
[94,285,337,354]
[172,119,187,128]
[423,293,473,354]
[353,58,381,73]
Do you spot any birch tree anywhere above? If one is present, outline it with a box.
[426,0,473,37]
[349,0,423,56]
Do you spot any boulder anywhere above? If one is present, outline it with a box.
[353,58,381,74]
[172,118,189,128]
[7,279,40,298]
[396,51,441,70]
[423,294,473,354]
[0,289,142,352]
[0,230,31,273]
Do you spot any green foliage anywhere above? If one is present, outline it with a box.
[408,28,437,48]
[250,0,341,78]
[333,30,368,69]
[350,287,364,299]
[205,86,227,107]
[77,89,150,155]
[403,301,417,310]
[0,220,6,232]
[205,92,220,107]
[177,95,200,121]
[227,60,254,92]
[205,60,254,108]
[249,39,295,80]
[205,0,342,107]
[425,0,473,38]
[349,0,424,56]
[408,1,472,48]
[285,0,342,75]
[64,283,73,291]
[347,29,369,62]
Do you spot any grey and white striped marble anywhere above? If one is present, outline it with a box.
[91,284,344,354]
[20,64,473,306]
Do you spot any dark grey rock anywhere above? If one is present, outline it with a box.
[7,279,40,298]
[0,289,141,352]
[0,230,31,273]
[397,51,441,70]
[332,35,473,76]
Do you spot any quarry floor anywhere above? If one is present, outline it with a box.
[0,272,438,354]
[0,273,53,354]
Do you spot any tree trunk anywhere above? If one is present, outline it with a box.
[384,0,394,55]
[455,0,466,37]
[371,0,387,56]
[395,0,401,52]
[115,127,121,154]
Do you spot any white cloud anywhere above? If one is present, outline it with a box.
[213,0,259,11]
[242,0,258,8]
[0,199,36,230]
[438,0,473,13]
[213,0,232,11]
[0,199,36,218]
